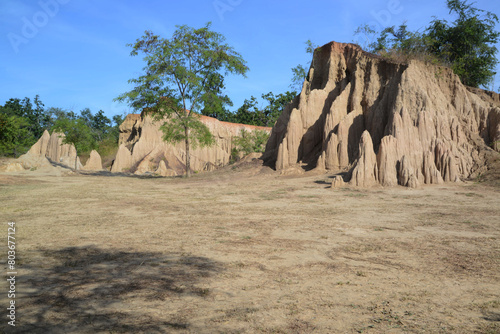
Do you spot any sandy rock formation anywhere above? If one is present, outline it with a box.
[83,150,103,171]
[1,163,25,172]
[111,144,134,173]
[45,131,82,169]
[350,131,378,187]
[28,129,51,157]
[263,41,500,187]
[331,175,345,188]
[112,114,271,175]
[119,114,141,146]
[14,130,83,170]
[155,160,177,177]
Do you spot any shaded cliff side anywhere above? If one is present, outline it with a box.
[263,42,500,187]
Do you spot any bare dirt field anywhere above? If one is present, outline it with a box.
[1,159,499,333]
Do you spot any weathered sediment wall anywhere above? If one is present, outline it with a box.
[263,41,500,187]
[112,114,271,176]
[8,130,104,171]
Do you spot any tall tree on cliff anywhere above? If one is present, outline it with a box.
[116,23,248,177]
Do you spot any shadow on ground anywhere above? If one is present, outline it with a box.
[47,158,174,179]
[14,246,223,333]
[314,172,349,188]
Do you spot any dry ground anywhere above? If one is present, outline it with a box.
[0,159,499,333]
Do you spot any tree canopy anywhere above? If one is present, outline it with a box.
[0,95,50,156]
[0,95,123,162]
[116,22,248,177]
[355,0,499,89]
[427,0,499,87]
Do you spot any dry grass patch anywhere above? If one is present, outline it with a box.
[0,165,499,333]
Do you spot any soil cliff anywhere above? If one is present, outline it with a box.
[15,130,85,170]
[263,42,500,187]
[4,131,106,172]
[112,114,271,175]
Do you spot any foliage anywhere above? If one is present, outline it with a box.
[261,91,296,126]
[80,108,112,142]
[231,96,265,126]
[109,114,126,144]
[0,95,49,139]
[220,91,296,127]
[354,24,378,51]
[52,117,96,168]
[200,72,233,120]
[230,129,270,163]
[290,40,318,93]
[0,95,124,162]
[0,95,48,157]
[0,113,33,157]
[51,108,121,156]
[290,64,308,93]
[354,0,499,88]
[426,0,499,87]
[375,23,430,57]
[116,22,248,177]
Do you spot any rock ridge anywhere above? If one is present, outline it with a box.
[263,41,500,187]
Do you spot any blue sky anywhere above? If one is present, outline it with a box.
[1,0,499,119]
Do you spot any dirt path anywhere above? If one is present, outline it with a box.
[0,163,499,333]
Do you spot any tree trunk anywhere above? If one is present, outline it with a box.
[185,126,190,178]
[75,154,78,171]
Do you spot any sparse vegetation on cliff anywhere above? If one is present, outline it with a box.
[355,0,499,89]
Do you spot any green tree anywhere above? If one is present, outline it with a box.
[80,108,112,142]
[354,24,378,51]
[370,22,429,56]
[227,91,296,127]
[231,129,270,162]
[0,113,33,157]
[233,96,264,126]
[1,96,47,139]
[426,0,499,87]
[0,95,50,156]
[110,114,126,143]
[200,72,233,120]
[45,107,77,123]
[52,117,97,169]
[261,91,296,126]
[116,22,248,177]
[290,40,318,93]
[354,0,499,88]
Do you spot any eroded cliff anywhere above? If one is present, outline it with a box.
[263,42,500,187]
[13,130,89,170]
[112,114,271,175]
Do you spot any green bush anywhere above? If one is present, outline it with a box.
[230,129,270,163]
[354,0,499,89]
[0,113,35,157]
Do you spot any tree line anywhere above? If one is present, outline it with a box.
[355,0,499,89]
[0,90,295,161]
[0,95,124,159]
